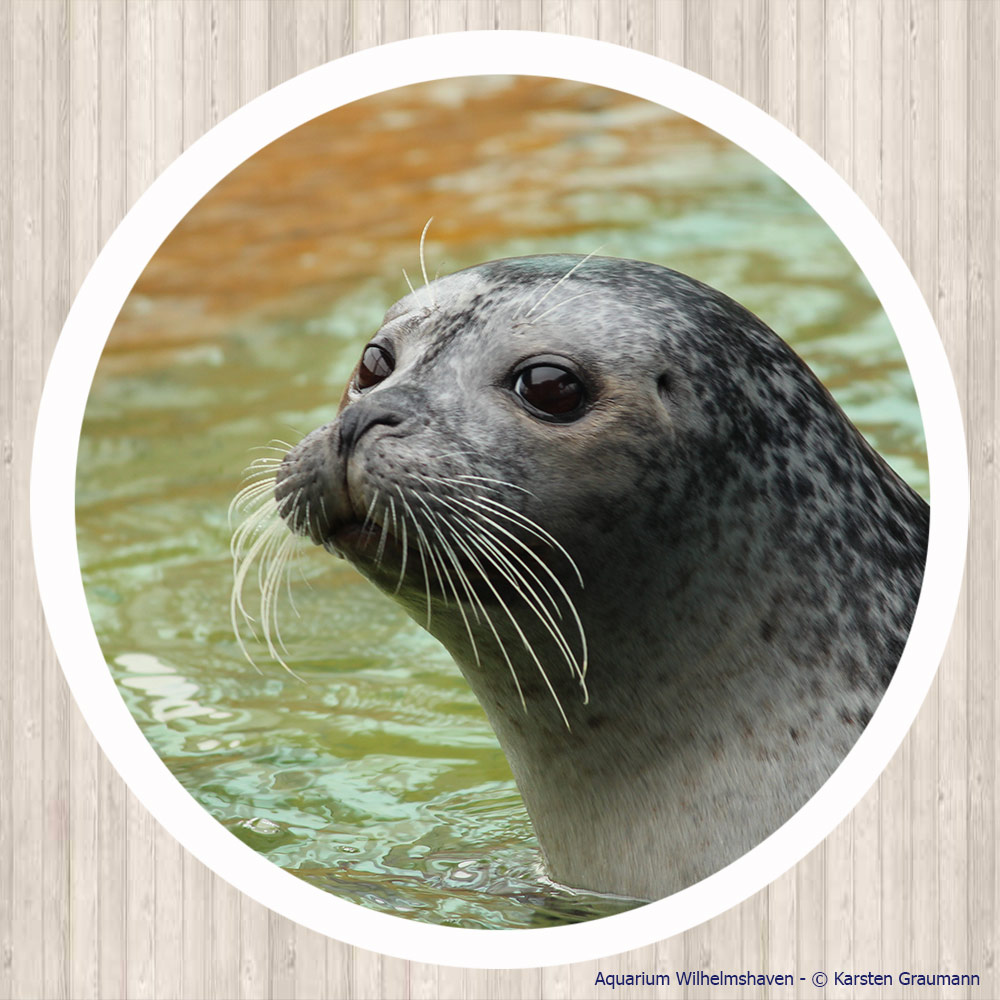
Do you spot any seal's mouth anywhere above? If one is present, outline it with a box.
[271,438,583,609]
[273,442,360,548]
[317,508,559,610]
[233,431,589,706]
[272,459,409,566]
[325,519,405,561]
[328,521,380,550]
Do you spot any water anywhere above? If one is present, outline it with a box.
[76,77,928,930]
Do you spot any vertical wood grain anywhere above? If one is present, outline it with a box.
[966,0,998,992]
[1,0,17,995]
[41,4,72,997]
[495,1,542,33]
[0,0,11,975]
[1,2,996,998]
[9,4,46,999]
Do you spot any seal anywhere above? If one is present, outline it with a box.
[252,255,929,900]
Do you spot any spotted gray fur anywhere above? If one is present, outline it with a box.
[270,255,929,900]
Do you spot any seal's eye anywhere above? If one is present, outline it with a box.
[513,363,586,420]
[355,344,395,390]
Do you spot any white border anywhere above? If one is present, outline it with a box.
[31,32,968,968]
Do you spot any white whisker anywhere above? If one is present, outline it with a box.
[397,488,432,626]
[427,486,584,589]
[529,290,593,325]
[524,247,603,319]
[230,469,307,684]
[385,495,408,595]
[459,518,582,685]
[432,495,587,694]
[361,490,381,536]
[374,500,390,567]
[437,473,533,496]
[444,520,567,726]
[419,217,435,309]
[411,493,485,663]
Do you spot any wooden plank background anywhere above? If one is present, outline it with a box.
[1,1,995,998]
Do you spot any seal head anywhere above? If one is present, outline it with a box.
[273,255,929,900]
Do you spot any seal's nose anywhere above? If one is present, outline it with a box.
[338,400,406,457]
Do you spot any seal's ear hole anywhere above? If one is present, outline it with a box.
[657,372,674,401]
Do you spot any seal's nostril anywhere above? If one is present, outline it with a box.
[338,402,406,457]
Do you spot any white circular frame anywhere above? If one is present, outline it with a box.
[32,32,968,968]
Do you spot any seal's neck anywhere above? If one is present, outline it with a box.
[428,487,917,900]
[410,436,927,899]
[440,591,844,899]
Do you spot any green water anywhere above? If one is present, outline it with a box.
[77,79,928,931]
